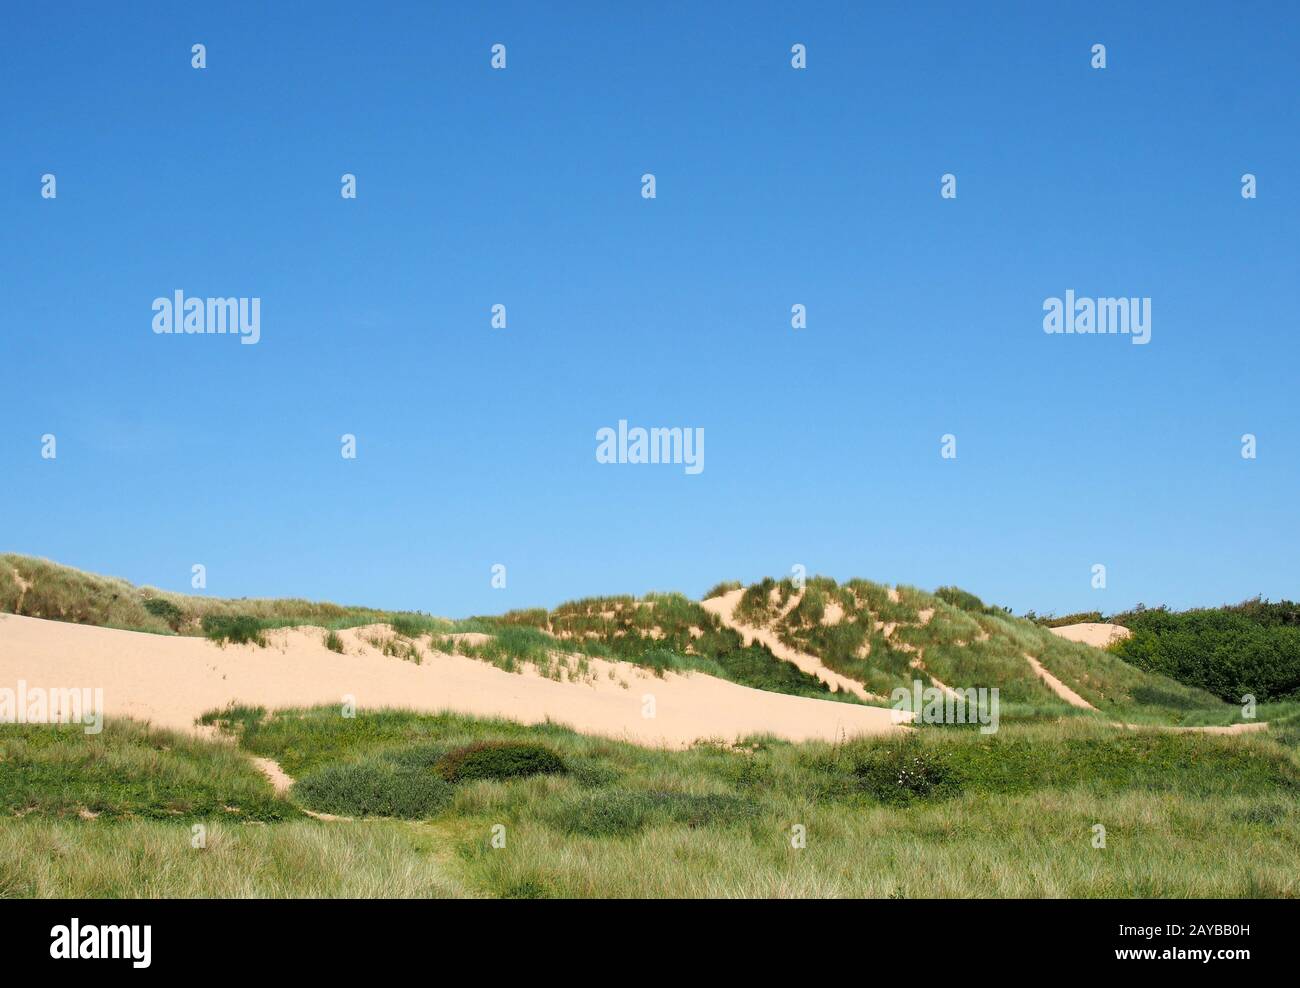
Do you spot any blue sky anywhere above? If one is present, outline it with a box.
[3,1,1296,618]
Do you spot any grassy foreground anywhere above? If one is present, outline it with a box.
[2,708,1298,898]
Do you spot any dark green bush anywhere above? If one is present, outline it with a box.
[292,760,454,818]
[324,630,344,653]
[1109,605,1300,702]
[435,741,566,783]
[201,614,267,646]
[142,596,184,629]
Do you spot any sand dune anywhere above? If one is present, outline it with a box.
[701,589,878,701]
[1049,622,1132,647]
[0,613,907,748]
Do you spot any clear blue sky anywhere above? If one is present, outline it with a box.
[3,1,1296,618]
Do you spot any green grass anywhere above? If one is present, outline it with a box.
[0,720,297,822]
[293,759,455,819]
[3,707,1299,897]
[0,819,465,897]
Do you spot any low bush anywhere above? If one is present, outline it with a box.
[435,741,566,783]
[839,739,960,805]
[1109,605,1300,702]
[142,596,184,630]
[201,614,267,646]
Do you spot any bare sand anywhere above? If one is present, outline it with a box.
[1049,622,1132,647]
[0,613,906,748]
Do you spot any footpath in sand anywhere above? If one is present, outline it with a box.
[1023,652,1098,711]
[0,613,907,748]
[701,589,877,701]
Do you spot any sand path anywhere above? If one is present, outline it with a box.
[701,589,878,701]
[0,613,906,748]
[1023,652,1098,710]
[1024,647,1266,733]
[1112,721,1268,735]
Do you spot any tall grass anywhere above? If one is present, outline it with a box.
[10,707,1292,898]
[0,719,297,821]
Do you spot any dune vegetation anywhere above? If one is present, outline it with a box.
[1,707,1298,898]
[1105,600,1300,703]
[3,555,1299,897]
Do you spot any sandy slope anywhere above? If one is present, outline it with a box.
[701,589,878,701]
[0,613,906,748]
[1022,652,1098,710]
[1050,622,1132,647]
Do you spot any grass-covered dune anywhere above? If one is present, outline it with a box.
[0,553,441,641]
[0,555,850,702]
[2,707,1298,898]
[4,554,1296,729]
[700,575,1296,729]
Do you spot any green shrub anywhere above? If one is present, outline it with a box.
[844,739,960,805]
[324,630,344,653]
[1109,605,1300,702]
[435,741,566,783]
[142,596,184,630]
[292,760,454,819]
[201,614,267,646]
